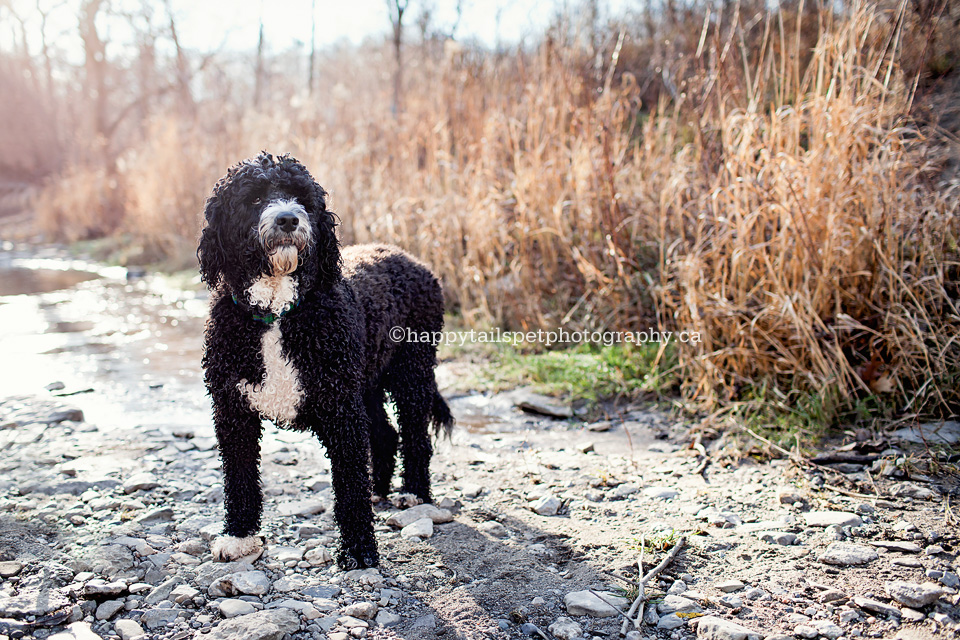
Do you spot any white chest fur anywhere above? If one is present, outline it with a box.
[237,275,303,424]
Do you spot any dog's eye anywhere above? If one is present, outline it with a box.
[252,197,262,205]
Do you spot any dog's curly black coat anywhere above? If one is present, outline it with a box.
[198,152,453,569]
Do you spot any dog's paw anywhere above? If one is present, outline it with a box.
[336,545,379,571]
[211,535,263,562]
[388,492,423,509]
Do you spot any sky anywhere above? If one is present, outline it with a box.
[171,0,567,52]
[4,0,629,63]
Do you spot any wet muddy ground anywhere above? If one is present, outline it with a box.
[0,245,958,640]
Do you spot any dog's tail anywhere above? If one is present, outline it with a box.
[430,390,455,440]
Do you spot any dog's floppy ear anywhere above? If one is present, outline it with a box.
[197,192,227,288]
[308,179,342,293]
[277,155,342,292]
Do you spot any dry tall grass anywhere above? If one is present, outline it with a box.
[31,1,960,418]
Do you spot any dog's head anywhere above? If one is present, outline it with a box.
[198,152,341,296]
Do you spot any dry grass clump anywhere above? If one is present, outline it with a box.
[654,4,960,415]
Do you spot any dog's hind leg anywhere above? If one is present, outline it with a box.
[386,343,439,504]
[318,400,379,569]
[366,388,398,500]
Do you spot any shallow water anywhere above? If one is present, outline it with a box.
[0,249,211,433]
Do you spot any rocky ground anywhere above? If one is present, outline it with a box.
[0,388,958,640]
[0,249,958,640]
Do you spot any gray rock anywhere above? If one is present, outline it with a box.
[0,395,83,425]
[0,588,70,616]
[302,585,341,599]
[375,610,402,627]
[46,621,101,639]
[901,607,926,622]
[272,575,308,593]
[342,601,377,620]
[514,390,572,418]
[95,599,124,620]
[644,487,679,500]
[304,547,332,566]
[219,599,256,618]
[668,580,688,594]
[940,571,959,588]
[548,616,583,640]
[400,517,435,539]
[758,531,797,545]
[113,619,145,640]
[520,622,547,638]
[794,625,818,639]
[274,600,318,620]
[205,608,300,640]
[277,499,326,517]
[169,584,200,604]
[818,542,878,566]
[643,606,659,625]
[531,495,561,516]
[564,590,628,617]
[719,594,742,608]
[74,544,135,576]
[715,579,745,593]
[818,589,846,604]
[803,511,862,528]
[208,571,271,597]
[778,491,803,504]
[658,595,702,614]
[814,620,843,639]
[268,546,304,563]
[385,503,454,527]
[743,588,766,601]
[884,581,944,608]
[479,521,509,538]
[343,568,383,585]
[611,483,640,499]
[852,597,901,618]
[697,507,742,527]
[695,616,762,640]
[141,608,181,628]
[144,577,185,605]
[122,472,160,494]
[136,507,174,524]
[0,562,22,578]
[460,484,484,499]
[82,579,127,598]
[657,613,684,630]
[890,482,939,500]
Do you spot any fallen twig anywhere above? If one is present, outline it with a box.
[619,536,686,636]
[692,438,709,477]
[822,483,877,501]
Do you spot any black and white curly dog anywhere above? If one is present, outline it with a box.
[198,152,453,570]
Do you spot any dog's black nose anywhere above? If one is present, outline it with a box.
[276,212,299,232]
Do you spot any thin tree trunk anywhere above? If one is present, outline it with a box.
[254,0,265,107]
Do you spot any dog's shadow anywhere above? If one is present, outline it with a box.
[371,507,629,640]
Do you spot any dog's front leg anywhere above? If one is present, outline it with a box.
[320,410,379,570]
[210,391,265,562]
